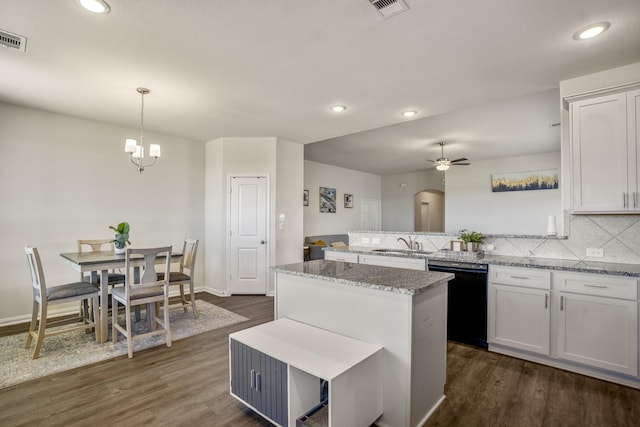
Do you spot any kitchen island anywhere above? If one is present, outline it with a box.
[272,260,454,427]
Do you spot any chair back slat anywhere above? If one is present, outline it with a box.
[180,239,199,274]
[78,239,114,253]
[124,246,172,298]
[24,246,46,298]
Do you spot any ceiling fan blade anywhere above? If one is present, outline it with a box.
[450,158,468,163]
[426,159,436,163]
[451,162,470,166]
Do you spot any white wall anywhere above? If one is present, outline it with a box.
[445,152,562,234]
[0,102,205,324]
[381,170,444,232]
[303,161,381,236]
[205,137,303,296]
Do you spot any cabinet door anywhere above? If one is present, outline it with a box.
[230,339,288,426]
[629,89,640,210]
[557,292,638,376]
[488,284,550,355]
[570,93,628,212]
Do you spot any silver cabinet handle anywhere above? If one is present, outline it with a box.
[510,275,530,280]
[623,192,628,209]
[560,295,564,311]
[544,293,548,309]
[256,372,261,392]
[250,369,255,389]
[583,284,607,288]
[635,192,638,209]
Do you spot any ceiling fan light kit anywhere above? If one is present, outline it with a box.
[427,141,470,171]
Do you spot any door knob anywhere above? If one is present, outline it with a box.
[260,240,266,244]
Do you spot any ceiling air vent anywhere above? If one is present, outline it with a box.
[368,0,409,19]
[0,29,27,53]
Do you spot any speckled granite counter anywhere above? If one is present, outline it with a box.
[325,247,640,278]
[272,259,453,296]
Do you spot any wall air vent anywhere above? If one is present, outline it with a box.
[0,29,27,53]
[368,0,409,19]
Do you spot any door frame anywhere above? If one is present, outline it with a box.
[226,173,271,295]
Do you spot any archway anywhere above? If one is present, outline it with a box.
[414,189,444,232]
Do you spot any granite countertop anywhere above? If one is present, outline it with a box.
[272,260,454,296]
[325,247,640,278]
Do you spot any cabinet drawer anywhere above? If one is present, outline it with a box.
[553,272,638,300]
[489,265,550,290]
[324,251,359,263]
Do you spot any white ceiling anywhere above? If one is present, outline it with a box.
[1,1,639,174]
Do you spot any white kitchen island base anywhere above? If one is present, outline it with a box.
[273,261,452,427]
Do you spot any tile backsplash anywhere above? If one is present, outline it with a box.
[350,212,640,264]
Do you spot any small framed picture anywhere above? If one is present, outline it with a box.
[319,187,336,213]
[303,189,309,207]
[344,193,353,208]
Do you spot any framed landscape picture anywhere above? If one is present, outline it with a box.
[344,193,353,208]
[303,189,309,206]
[319,187,336,213]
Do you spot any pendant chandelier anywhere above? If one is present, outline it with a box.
[124,87,160,173]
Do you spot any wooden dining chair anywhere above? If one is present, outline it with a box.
[112,246,172,358]
[157,238,199,318]
[24,246,99,359]
[77,239,125,285]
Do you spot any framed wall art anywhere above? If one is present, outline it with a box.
[319,187,336,213]
[303,189,309,206]
[344,193,353,208]
[491,169,558,192]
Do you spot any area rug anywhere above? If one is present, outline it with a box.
[0,301,248,389]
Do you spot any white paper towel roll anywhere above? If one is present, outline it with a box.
[546,215,557,236]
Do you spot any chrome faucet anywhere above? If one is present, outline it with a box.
[397,237,413,250]
[398,236,421,251]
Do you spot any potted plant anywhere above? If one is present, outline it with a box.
[109,221,130,254]
[460,230,483,252]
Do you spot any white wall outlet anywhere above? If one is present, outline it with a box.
[372,238,380,244]
[482,244,495,251]
[361,237,370,244]
[586,248,604,257]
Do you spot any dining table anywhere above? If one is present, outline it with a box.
[60,250,182,343]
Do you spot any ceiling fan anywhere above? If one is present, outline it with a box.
[427,142,470,171]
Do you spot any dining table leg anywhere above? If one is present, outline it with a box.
[98,269,109,343]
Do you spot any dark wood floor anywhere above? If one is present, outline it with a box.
[1,294,639,427]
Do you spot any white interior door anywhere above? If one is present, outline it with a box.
[229,176,268,294]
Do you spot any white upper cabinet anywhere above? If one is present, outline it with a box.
[570,92,631,212]
[569,87,640,213]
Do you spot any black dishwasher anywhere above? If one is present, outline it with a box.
[428,260,488,349]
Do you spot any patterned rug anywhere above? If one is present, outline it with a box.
[0,301,248,389]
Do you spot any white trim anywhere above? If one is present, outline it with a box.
[562,80,640,109]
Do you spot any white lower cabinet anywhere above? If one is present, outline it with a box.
[489,284,550,354]
[488,266,551,355]
[555,271,638,376]
[489,266,640,386]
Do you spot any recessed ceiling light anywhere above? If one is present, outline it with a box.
[573,22,610,40]
[79,0,111,14]
[330,105,347,113]
[401,110,418,118]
